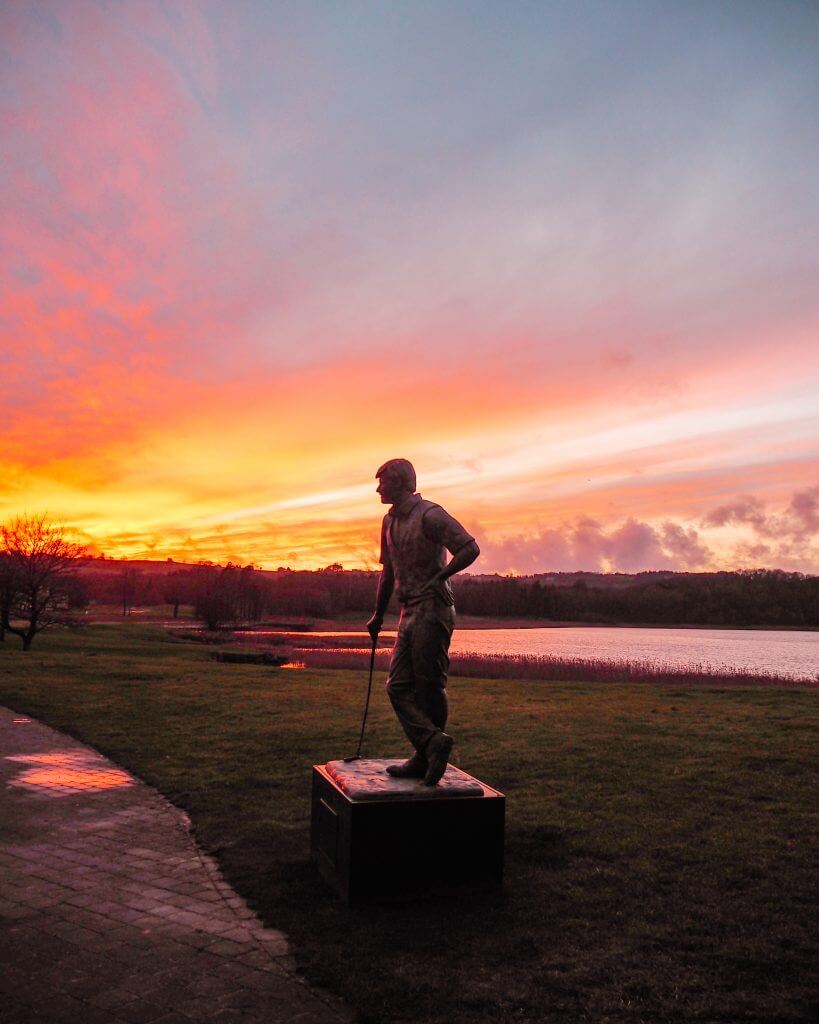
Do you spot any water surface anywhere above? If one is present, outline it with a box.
[281,626,819,679]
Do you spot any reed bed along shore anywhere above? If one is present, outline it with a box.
[289,646,817,687]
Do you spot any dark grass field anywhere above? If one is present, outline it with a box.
[1,625,816,1023]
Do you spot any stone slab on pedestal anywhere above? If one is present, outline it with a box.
[325,758,486,800]
[311,758,505,905]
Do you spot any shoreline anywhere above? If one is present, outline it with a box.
[87,608,818,633]
[254,616,819,634]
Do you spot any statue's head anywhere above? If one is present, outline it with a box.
[375,458,416,505]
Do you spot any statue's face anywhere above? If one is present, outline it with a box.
[376,470,405,505]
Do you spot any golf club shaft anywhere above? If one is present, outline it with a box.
[352,637,377,759]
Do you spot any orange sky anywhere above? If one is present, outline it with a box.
[2,2,818,574]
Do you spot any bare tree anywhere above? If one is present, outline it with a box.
[0,514,86,650]
[119,565,139,617]
[0,551,15,643]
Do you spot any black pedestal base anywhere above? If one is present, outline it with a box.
[310,759,505,904]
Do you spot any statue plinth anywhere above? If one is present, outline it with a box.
[311,759,505,904]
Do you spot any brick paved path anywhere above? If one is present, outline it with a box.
[0,706,354,1024]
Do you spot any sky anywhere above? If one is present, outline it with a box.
[2,0,818,574]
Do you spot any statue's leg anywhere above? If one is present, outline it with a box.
[386,610,439,753]
[410,602,454,735]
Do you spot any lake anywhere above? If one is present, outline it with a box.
[283,626,819,680]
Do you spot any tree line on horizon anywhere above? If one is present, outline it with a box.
[85,559,818,630]
[2,513,817,650]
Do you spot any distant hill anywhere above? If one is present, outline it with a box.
[466,570,681,590]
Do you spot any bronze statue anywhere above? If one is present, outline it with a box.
[367,459,480,785]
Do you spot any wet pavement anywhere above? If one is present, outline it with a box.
[0,706,354,1024]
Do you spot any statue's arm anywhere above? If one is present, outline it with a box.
[440,539,480,581]
[417,505,481,598]
[367,560,394,639]
[416,538,480,601]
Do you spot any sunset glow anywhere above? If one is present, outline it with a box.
[2,2,817,573]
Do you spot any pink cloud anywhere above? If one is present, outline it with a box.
[788,486,819,537]
[660,521,711,567]
[703,486,819,546]
[0,3,330,472]
[477,515,713,575]
[703,495,770,532]
[477,488,817,576]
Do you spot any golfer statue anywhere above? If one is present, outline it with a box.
[367,459,480,785]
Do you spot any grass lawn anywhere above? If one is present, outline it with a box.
[1,625,816,1023]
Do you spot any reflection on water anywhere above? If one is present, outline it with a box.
[5,750,134,795]
[444,626,819,679]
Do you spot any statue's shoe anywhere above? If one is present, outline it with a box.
[386,753,427,778]
[424,732,454,786]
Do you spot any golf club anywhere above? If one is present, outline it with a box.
[343,635,378,762]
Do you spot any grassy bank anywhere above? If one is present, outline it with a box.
[1,625,816,1023]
